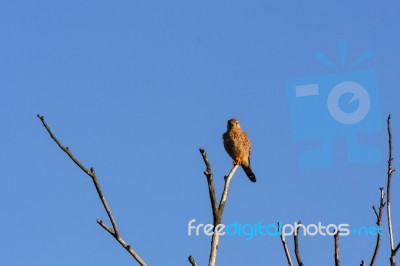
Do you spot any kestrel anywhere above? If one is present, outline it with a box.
[222,118,256,182]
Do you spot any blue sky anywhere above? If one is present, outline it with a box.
[1,1,400,265]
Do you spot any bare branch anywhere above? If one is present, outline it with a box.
[208,232,220,266]
[372,206,379,219]
[395,243,400,256]
[279,222,293,266]
[218,164,239,215]
[97,219,114,234]
[209,165,239,266]
[37,114,147,266]
[38,115,121,236]
[37,114,91,175]
[198,149,239,266]
[90,167,120,237]
[188,255,198,266]
[208,165,238,266]
[294,221,304,266]
[370,187,385,266]
[97,220,146,264]
[199,149,219,224]
[334,231,340,266]
[386,114,399,266]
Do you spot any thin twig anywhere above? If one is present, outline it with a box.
[334,231,340,266]
[370,187,385,266]
[294,221,304,266]
[395,243,400,255]
[386,115,399,266]
[97,219,145,264]
[188,256,198,266]
[90,167,120,237]
[279,222,293,266]
[37,115,120,236]
[372,206,379,219]
[37,114,147,266]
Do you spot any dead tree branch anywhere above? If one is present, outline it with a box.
[370,187,385,266]
[294,221,304,266]
[386,115,399,266]
[37,114,147,266]
[334,231,340,266]
[218,163,238,217]
[279,222,293,266]
[200,148,219,224]
[188,255,198,266]
[191,149,238,266]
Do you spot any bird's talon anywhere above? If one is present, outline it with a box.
[233,158,241,165]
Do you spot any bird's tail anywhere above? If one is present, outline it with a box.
[242,165,256,182]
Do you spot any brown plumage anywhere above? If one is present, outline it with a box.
[222,118,256,182]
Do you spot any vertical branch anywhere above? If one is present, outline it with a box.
[294,221,304,266]
[279,222,293,266]
[196,149,239,266]
[370,187,385,266]
[334,231,340,266]
[387,115,395,253]
[199,149,219,224]
[208,231,220,266]
[37,115,147,266]
[386,115,400,265]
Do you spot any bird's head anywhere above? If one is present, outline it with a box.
[227,118,240,130]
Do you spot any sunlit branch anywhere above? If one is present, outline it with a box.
[37,114,147,266]
[279,222,293,266]
[192,149,238,266]
[386,115,399,266]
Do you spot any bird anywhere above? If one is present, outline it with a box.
[222,118,256,182]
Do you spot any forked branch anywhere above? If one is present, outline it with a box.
[37,114,147,266]
[370,187,385,266]
[190,149,238,266]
